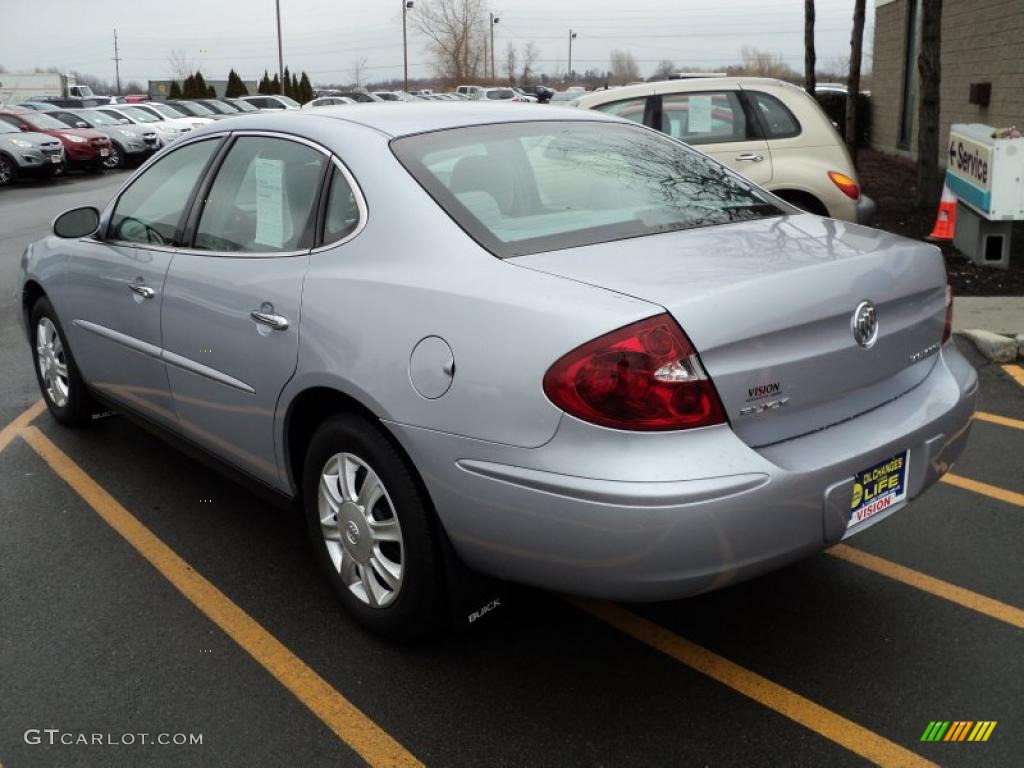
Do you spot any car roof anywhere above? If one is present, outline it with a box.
[575,76,804,107]
[225,102,618,138]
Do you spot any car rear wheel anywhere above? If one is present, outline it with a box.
[0,154,15,186]
[302,413,447,639]
[30,297,97,426]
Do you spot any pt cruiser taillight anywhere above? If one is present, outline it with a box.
[543,314,727,431]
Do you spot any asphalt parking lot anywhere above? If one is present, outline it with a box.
[1,171,1022,768]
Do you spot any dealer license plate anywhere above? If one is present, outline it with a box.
[100,148,110,157]
[846,450,909,533]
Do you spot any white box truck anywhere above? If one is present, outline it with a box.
[0,73,95,106]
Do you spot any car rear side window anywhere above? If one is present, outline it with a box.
[321,164,363,246]
[393,121,782,258]
[748,91,801,139]
[591,97,647,124]
[109,139,220,246]
[659,91,749,145]
[193,136,327,253]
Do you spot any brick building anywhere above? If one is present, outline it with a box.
[871,0,1024,163]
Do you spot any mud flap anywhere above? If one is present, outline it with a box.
[439,528,510,630]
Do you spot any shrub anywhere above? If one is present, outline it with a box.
[814,91,872,146]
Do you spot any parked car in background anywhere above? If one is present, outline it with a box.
[131,102,214,130]
[156,100,227,121]
[238,95,301,111]
[0,119,63,185]
[93,105,191,146]
[456,85,484,98]
[222,98,260,113]
[550,91,580,103]
[303,97,357,108]
[520,85,555,103]
[16,102,60,111]
[191,99,242,116]
[27,97,114,109]
[576,77,875,223]
[476,88,526,102]
[45,108,158,168]
[329,91,384,103]
[0,108,110,174]
[512,88,539,103]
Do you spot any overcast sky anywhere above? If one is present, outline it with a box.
[1,0,875,86]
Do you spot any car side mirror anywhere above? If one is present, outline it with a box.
[53,207,101,239]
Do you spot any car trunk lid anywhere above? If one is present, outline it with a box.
[513,214,948,447]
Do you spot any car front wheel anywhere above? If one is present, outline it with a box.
[0,154,15,186]
[302,414,447,638]
[30,297,96,426]
[103,145,124,169]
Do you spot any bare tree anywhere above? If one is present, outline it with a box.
[804,0,816,93]
[608,49,640,85]
[413,0,488,84]
[167,49,197,81]
[504,42,518,85]
[738,47,797,80]
[652,59,676,81]
[350,57,369,87]
[520,41,539,84]
[845,0,867,161]
[916,0,943,208]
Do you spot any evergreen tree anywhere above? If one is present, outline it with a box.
[168,80,183,99]
[258,70,270,94]
[290,73,300,100]
[193,72,208,99]
[270,73,280,95]
[182,74,195,98]
[207,85,216,97]
[282,66,292,97]
[298,72,314,103]
[226,69,248,97]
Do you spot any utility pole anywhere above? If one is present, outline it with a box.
[489,14,500,83]
[403,1,413,93]
[112,28,122,95]
[568,29,577,83]
[275,0,284,95]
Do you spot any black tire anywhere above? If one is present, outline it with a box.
[29,297,97,427]
[0,153,15,186]
[302,413,447,639]
[104,144,124,169]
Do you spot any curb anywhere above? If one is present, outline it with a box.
[955,329,1024,362]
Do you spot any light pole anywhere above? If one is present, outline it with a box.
[568,29,577,84]
[490,14,500,83]
[403,1,413,93]
[275,0,284,95]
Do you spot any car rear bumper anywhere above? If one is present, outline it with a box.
[389,342,977,601]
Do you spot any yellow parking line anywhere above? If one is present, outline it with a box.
[19,426,422,768]
[828,544,1024,630]
[572,599,936,768]
[941,472,1024,508]
[1001,364,1024,388]
[975,411,1024,431]
[0,400,45,454]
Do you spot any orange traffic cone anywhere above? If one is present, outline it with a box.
[927,183,957,241]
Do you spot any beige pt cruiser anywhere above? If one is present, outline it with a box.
[575,77,875,223]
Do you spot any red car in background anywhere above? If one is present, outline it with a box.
[0,108,112,174]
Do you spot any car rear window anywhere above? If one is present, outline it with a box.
[392,121,782,258]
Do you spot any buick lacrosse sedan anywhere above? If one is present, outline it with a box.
[20,104,977,637]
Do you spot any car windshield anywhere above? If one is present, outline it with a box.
[147,104,182,119]
[393,121,783,258]
[181,101,216,115]
[278,96,301,107]
[203,101,236,113]
[80,110,119,126]
[0,122,20,134]
[120,107,159,123]
[22,112,68,130]
[228,99,257,112]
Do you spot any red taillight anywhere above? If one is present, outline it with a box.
[542,314,727,431]
[828,171,860,200]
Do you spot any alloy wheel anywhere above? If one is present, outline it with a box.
[36,317,70,408]
[0,156,12,185]
[104,147,122,169]
[318,452,404,608]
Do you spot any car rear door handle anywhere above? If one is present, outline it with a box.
[129,283,155,299]
[250,310,289,331]
[735,153,764,162]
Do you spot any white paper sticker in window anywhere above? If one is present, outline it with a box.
[688,95,713,134]
[254,157,285,248]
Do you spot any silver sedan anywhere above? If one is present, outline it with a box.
[19,104,977,637]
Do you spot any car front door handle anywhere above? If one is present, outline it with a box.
[129,283,155,299]
[250,310,289,331]
[735,153,764,162]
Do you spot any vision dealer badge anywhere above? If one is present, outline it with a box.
[845,450,909,536]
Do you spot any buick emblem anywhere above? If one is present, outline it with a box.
[344,520,360,546]
[851,301,878,348]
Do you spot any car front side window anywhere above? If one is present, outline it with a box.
[660,91,749,145]
[193,136,327,253]
[591,97,648,125]
[109,139,221,246]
